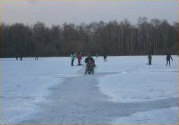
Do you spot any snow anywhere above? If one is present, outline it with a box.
[112,107,178,124]
[1,56,178,124]
[1,57,80,123]
[97,56,178,103]
[96,56,178,124]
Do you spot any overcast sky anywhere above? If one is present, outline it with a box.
[2,0,178,26]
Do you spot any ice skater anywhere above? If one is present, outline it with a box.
[16,55,18,60]
[85,54,95,74]
[166,54,173,66]
[104,54,107,62]
[71,52,76,66]
[96,53,98,58]
[20,56,22,61]
[148,53,152,65]
[35,55,38,60]
[77,52,82,66]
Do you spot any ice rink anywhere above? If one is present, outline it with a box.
[1,56,178,124]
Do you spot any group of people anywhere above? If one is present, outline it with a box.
[148,53,173,66]
[70,52,83,66]
[16,55,38,61]
[16,56,23,61]
[70,52,96,74]
[70,52,109,74]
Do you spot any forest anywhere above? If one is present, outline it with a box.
[1,17,178,57]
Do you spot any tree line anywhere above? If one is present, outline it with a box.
[1,17,178,57]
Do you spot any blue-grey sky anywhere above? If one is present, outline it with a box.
[2,0,178,26]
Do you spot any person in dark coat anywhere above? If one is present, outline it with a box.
[20,56,22,61]
[85,55,95,74]
[166,54,173,66]
[104,54,107,62]
[148,54,152,65]
[35,55,38,60]
[16,55,18,60]
[96,53,98,58]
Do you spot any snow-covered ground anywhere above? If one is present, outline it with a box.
[1,56,178,124]
[96,56,178,124]
[112,107,178,124]
[1,57,80,123]
[97,56,178,103]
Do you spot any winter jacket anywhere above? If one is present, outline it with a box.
[71,54,76,60]
[85,57,95,64]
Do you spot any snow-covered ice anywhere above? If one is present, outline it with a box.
[1,56,178,124]
[96,56,178,124]
[97,56,178,103]
[1,57,80,123]
[112,107,178,124]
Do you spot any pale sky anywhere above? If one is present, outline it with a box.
[2,0,178,26]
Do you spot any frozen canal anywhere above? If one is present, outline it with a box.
[1,56,178,124]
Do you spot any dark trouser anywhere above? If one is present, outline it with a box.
[85,63,95,74]
[104,58,107,62]
[166,60,170,66]
[78,59,81,65]
[90,66,94,74]
[71,59,74,66]
[85,64,89,74]
[149,59,152,65]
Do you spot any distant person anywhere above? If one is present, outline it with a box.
[166,54,173,66]
[148,54,152,65]
[20,56,22,61]
[77,52,82,66]
[85,54,95,74]
[71,52,76,66]
[104,54,107,62]
[35,55,38,60]
[16,55,18,60]
[96,53,98,58]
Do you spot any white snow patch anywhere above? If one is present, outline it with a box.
[1,57,81,124]
[112,107,178,124]
[97,56,178,103]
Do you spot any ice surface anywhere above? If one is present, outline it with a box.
[112,107,178,124]
[96,56,178,124]
[97,56,178,103]
[1,56,178,124]
[1,57,81,123]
